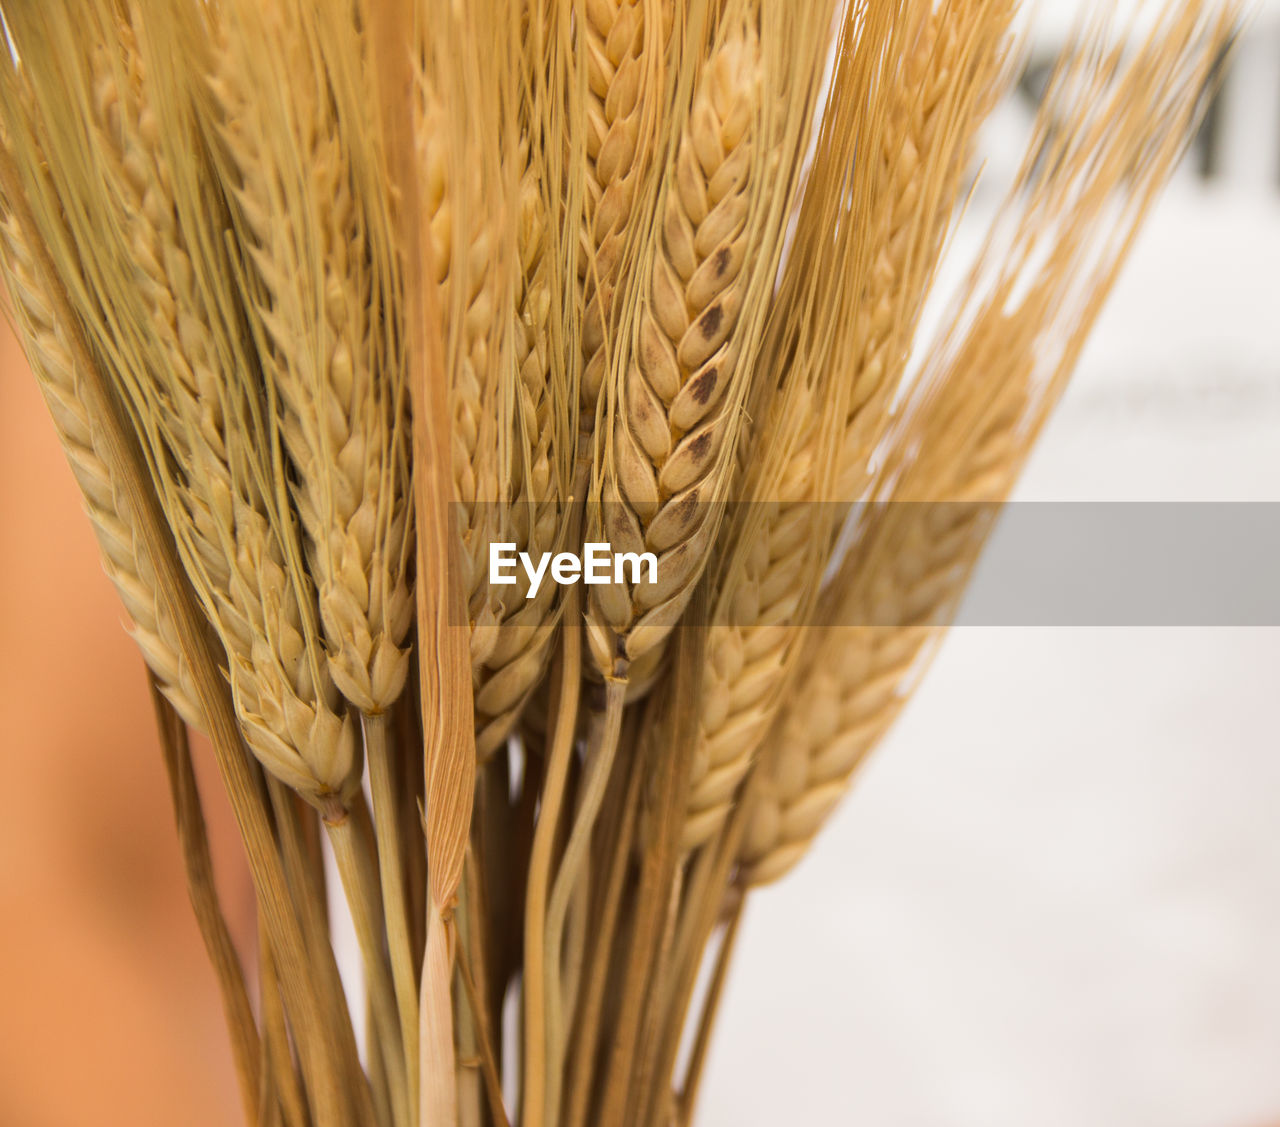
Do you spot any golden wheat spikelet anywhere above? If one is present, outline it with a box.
[219,0,414,721]
[678,0,1015,852]
[579,0,671,416]
[741,0,1232,884]
[586,12,766,679]
[833,0,1016,502]
[49,16,363,811]
[474,130,573,759]
[0,200,204,730]
[416,46,514,676]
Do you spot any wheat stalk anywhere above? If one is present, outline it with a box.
[0,2,1242,1125]
[0,8,368,1120]
[534,13,836,1108]
[211,5,422,1120]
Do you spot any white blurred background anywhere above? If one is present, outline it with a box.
[701,4,1280,1125]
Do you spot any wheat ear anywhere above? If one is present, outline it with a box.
[416,56,513,675]
[587,0,841,679]
[832,0,1016,503]
[473,24,577,759]
[579,0,671,416]
[106,12,349,818]
[41,14,364,812]
[679,0,1015,852]
[742,0,1234,885]
[234,4,414,722]
[211,6,419,1122]
[739,392,1023,885]
[0,8,366,1119]
[0,203,204,730]
[586,12,766,677]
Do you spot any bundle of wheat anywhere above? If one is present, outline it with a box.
[0,0,1236,1124]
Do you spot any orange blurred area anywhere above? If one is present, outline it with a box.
[0,322,253,1125]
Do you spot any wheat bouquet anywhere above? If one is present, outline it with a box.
[0,0,1236,1124]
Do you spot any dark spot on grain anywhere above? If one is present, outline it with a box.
[713,246,732,277]
[688,431,712,462]
[698,304,723,340]
[689,367,718,405]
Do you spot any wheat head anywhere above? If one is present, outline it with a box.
[740,0,1231,883]
[219,0,414,721]
[79,11,359,809]
[579,0,671,417]
[585,13,766,679]
[0,198,204,730]
[679,0,1014,852]
[416,52,514,675]
[474,122,573,759]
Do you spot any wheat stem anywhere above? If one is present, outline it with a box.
[387,8,478,1125]
[256,916,308,1127]
[456,921,512,1127]
[366,714,421,1120]
[263,772,372,1112]
[325,802,411,1127]
[520,586,584,1127]
[562,735,648,1127]
[148,678,260,1124]
[543,677,627,1126]
[596,598,705,1127]
[675,891,744,1127]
